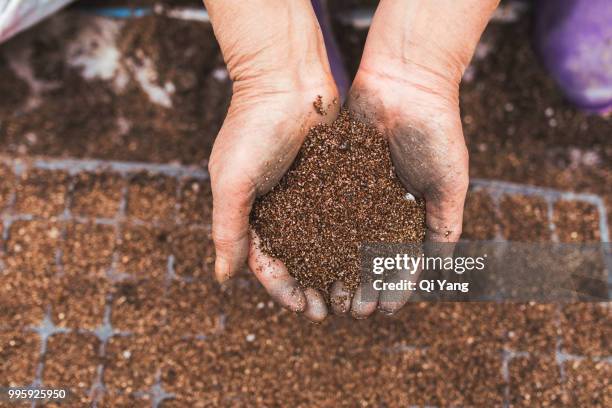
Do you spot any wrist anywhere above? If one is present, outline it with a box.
[356,55,460,104]
[359,0,499,90]
[206,0,334,95]
[232,61,336,98]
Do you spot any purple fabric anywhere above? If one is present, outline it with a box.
[312,0,350,101]
[535,0,612,113]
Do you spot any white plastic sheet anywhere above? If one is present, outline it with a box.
[0,0,74,43]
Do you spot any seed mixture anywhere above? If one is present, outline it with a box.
[251,110,426,292]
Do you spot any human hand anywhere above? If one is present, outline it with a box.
[204,0,339,322]
[328,0,498,319]
[209,80,339,321]
[329,62,467,319]
[205,0,496,322]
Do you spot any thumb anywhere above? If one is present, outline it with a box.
[210,168,255,283]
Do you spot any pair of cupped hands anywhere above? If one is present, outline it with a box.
[205,0,480,322]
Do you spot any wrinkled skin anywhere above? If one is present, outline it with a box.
[211,66,466,321]
[205,0,497,322]
[205,0,341,321]
[324,0,499,319]
[209,81,339,317]
[330,67,468,319]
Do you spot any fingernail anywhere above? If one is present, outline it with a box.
[378,307,396,316]
[350,302,376,319]
[351,311,370,320]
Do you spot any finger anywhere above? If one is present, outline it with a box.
[350,282,379,319]
[248,231,306,313]
[303,288,328,323]
[210,169,254,283]
[378,263,421,316]
[330,281,352,315]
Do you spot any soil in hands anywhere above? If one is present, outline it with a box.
[251,109,426,294]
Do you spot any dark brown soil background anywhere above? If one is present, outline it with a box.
[0,10,229,164]
[252,110,425,292]
[0,1,610,407]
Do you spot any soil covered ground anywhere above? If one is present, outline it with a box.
[0,2,610,407]
[0,11,230,164]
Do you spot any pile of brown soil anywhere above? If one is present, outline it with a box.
[251,110,426,293]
